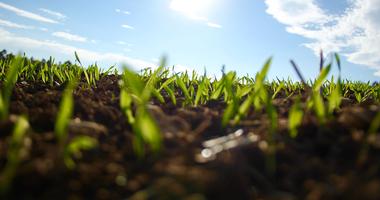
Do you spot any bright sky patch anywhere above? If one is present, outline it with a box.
[0,0,379,81]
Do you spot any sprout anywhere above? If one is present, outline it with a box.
[55,79,77,144]
[0,56,23,120]
[288,97,303,138]
[176,74,192,106]
[194,73,209,106]
[64,136,98,170]
[310,63,332,124]
[328,79,342,115]
[54,79,98,169]
[0,116,29,195]
[119,60,165,157]
[230,58,272,126]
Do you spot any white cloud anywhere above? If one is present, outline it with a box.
[265,0,380,77]
[170,0,222,29]
[0,28,157,70]
[152,58,160,63]
[117,41,127,45]
[0,19,49,32]
[123,48,132,52]
[39,8,67,20]
[121,24,134,30]
[117,41,133,46]
[207,22,222,28]
[52,31,87,42]
[0,2,57,24]
[265,0,329,25]
[115,9,131,15]
[0,19,34,29]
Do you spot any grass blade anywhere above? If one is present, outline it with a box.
[0,56,23,120]
[288,97,303,138]
[55,79,77,143]
[0,116,29,195]
[74,51,82,66]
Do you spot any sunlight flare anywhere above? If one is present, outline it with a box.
[170,0,214,20]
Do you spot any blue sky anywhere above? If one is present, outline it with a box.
[0,0,379,81]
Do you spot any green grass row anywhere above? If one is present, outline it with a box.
[0,50,380,195]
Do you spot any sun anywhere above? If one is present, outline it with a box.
[170,0,214,20]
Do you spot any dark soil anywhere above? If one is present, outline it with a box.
[1,75,380,200]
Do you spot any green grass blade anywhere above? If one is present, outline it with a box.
[74,51,82,66]
[136,108,162,152]
[334,53,341,75]
[313,93,326,124]
[289,97,303,138]
[0,56,23,120]
[176,75,191,103]
[313,64,331,92]
[64,136,98,169]
[222,102,237,127]
[120,89,135,124]
[0,116,29,195]
[152,89,165,103]
[328,81,342,114]
[164,86,176,105]
[55,79,76,143]
[194,77,207,106]
[121,66,145,99]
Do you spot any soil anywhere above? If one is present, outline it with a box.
[1,75,380,200]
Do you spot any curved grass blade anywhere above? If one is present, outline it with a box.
[64,136,98,169]
[74,51,82,66]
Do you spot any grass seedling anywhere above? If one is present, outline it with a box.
[74,51,82,66]
[194,71,209,106]
[272,81,285,99]
[288,97,303,138]
[63,136,98,170]
[0,56,23,120]
[335,53,341,78]
[328,78,342,115]
[176,74,192,106]
[154,75,177,104]
[319,50,325,95]
[290,60,308,87]
[222,71,239,127]
[231,58,272,125]
[310,63,331,124]
[210,76,225,100]
[54,79,97,169]
[120,88,135,125]
[164,84,177,105]
[120,61,164,157]
[55,79,77,144]
[0,116,29,196]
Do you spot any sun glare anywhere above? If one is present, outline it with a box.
[170,0,214,20]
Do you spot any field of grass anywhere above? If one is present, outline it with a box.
[0,49,380,199]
